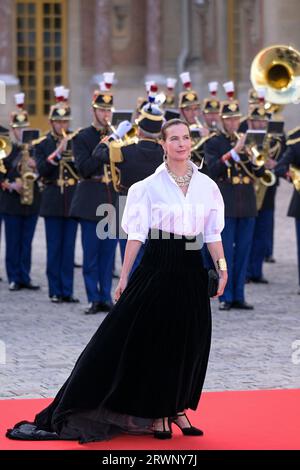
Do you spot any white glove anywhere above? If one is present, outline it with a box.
[115,120,132,139]
[230,148,241,162]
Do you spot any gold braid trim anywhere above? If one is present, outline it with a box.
[286,136,300,146]
[287,126,300,137]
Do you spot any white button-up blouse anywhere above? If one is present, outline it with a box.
[121,161,224,243]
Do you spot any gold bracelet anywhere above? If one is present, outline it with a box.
[216,258,227,271]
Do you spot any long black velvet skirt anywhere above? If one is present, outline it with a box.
[7,231,212,443]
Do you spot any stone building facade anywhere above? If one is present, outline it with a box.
[1,0,300,131]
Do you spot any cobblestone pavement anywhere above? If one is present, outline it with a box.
[0,180,299,399]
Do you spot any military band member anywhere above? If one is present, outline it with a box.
[34,86,79,303]
[275,126,300,294]
[179,72,210,174]
[70,73,118,315]
[134,80,156,121]
[247,100,285,283]
[164,77,177,109]
[238,88,261,134]
[93,96,165,269]
[0,93,40,291]
[202,81,221,132]
[204,81,266,310]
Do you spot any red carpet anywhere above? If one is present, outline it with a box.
[1,389,299,450]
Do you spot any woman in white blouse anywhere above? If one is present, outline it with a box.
[7,119,226,443]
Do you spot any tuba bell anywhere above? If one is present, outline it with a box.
[251,44,300,105]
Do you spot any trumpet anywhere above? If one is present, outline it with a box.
[246,144,266,167]
[61,128,79,142]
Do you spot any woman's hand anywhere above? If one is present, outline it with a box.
[114,275,128,302]
[213,272,228,298]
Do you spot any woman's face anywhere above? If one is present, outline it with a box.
[163,124,191,162]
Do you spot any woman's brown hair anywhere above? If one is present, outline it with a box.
[161,118,191,141]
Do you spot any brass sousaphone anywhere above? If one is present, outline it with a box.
[251,44,300,105]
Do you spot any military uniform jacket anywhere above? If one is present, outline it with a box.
[190,129,220,177]
[238,117,248,134]
[34,132,79,218]
[275,128,300,219]
[93,139,164,195]
[0,143,40,216]
[92,138,164,236]
[69,125,117,222]
[204,132,265,218]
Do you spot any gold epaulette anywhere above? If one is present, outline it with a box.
[32,135,47,145]
[287,126,300,137]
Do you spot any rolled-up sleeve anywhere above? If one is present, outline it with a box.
[121,181,150,243]
[204,183,225,243]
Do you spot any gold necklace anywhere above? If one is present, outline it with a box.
[165,162,193,187]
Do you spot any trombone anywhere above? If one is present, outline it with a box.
[61,128,77,160]
[232,132,276,192]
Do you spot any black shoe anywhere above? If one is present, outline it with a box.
[249,277,269,284]
[219,301,232,311]
[265,256,276,263]
[84,302,103,315]
[170,412,203,436]
[231,301,254,310]
[99,301,113,312]
[20,282,40,290]
[61,296,80,303]
[9,282,21,291]
[153,418,172,440]
[50,295,63,303]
